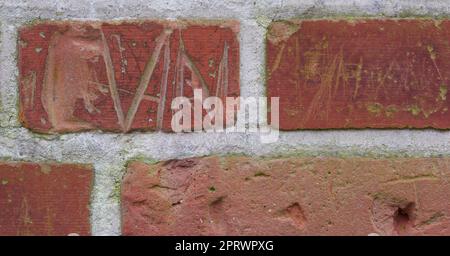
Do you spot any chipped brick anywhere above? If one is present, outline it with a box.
[122,156,450,235]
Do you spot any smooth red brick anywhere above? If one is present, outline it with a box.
[0,162,93,236]
[122,156,450,235]
[18,21,239,133]
[267,19,450,129]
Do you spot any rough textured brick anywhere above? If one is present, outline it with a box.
[267,19,450,129]
[18,21,239,133]
[0,162,93,236]
[122,156,450,235]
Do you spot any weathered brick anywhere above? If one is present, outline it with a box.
[18,21,239,133]
[0,162,93,236]
[267,19,450,129]
[122,156,450,235]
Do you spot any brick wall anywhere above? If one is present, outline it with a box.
[2,0,450,236]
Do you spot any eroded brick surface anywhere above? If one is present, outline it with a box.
[267,19,450,129]
[0,162,93,236]
[122,156,450,235]
[18,21,239,133]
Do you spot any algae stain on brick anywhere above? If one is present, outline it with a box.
[407,104,421,116]
[439,84,447,101]
[366,103,398,118]
[366,103,383,116]
[254,171,270,177]
[385,105,399,118]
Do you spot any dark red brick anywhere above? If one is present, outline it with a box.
[122,156,450,235]
[0,162,93,236]
[18,21,239,133]
[267,19,450,129]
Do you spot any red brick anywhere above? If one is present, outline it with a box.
[0,162,93,236]
[122,156,450,235]
[267,19,450,129]
[18,21,239,133]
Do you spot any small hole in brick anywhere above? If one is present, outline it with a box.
[393,203,415,235]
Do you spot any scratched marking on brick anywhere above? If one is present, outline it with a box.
[18,21,239,133]
[267,19,450,129]
[0,162,92,236]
